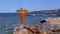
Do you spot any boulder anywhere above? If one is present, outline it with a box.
[45,17,60,25]
[13,25,47,34]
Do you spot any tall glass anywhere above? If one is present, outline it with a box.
[16,8,28,27]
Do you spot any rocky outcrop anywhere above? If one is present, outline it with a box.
[13,25,48,34]
[13,17,60,34]
[13,25,60,34]
[45,17,60,25]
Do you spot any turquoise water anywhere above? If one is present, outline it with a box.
[0,13,60,34]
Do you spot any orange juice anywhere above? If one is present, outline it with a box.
[17,8,28,25]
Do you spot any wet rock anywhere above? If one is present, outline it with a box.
[40,20,47,23]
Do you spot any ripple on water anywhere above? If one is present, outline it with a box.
[5,27,9,30]
[5,31,8,33]
[0,25,1,27]
[5,25,9,27]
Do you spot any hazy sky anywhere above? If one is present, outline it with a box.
[0,0,60,13]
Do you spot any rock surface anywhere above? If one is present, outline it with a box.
[45,17,60,25]
[13,25,60,34]
[13,25,47,34]
[13,17,60,34]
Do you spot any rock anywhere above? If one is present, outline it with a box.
[13,27,33,34]
[13,25,47,34]
[13,17,60,34]
[40,20,47,23]
[45,17,60,25]
[13,25,60,34]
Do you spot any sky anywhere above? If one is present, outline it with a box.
[0,0,60,13]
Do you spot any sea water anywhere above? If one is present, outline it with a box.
[0,13,60,34]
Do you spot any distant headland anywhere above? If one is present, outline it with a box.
[33,9,60,12]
